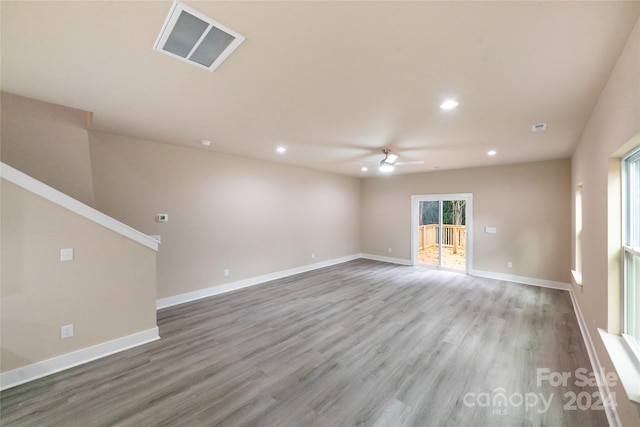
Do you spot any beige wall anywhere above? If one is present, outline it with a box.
[0,93,362,302]
[361,159,571,283]
[571,17,640,426]
[88,132,361,299]
[1,179,157,372]
[1,91,571,297]
[0,93,95,205]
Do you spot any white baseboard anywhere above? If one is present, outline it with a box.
[0,327,159,391]
[569,291,621,427]
[156,254,362,309]
[469,269,570,291]
[157,256,570,310]
[360,253,412,266]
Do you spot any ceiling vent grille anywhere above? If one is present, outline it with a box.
[154,1,245,72]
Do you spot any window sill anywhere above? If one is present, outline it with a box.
[571,269,583,287]
[598,329,640,407]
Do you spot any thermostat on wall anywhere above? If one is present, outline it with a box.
[156,214,169,222]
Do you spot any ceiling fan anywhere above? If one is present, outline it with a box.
[378,149,424,172]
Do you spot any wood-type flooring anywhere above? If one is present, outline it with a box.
[1,260,609,426]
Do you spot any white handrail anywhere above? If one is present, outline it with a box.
[1,162,158,251]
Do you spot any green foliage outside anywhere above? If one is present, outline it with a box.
[420,200,466,226]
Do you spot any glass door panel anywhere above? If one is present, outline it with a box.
[419,201,441,267]
[442,200,466,270]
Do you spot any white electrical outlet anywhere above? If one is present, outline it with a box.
[224,269,229,277]
[388,248,392,253]
[61,324,74,339]
[311,252,315,259]
[507,261,513,268]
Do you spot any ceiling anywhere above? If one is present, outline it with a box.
[2,1,639,177]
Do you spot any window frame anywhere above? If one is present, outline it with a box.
[572,184,583,286]
[622,146,640,361]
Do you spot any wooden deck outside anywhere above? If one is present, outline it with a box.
[418,224,466,270]
[418,246,466,270]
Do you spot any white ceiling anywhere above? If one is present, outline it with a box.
[2,1,639,176]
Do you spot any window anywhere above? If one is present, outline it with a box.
[572,184,583,285]
[623,147,640,355]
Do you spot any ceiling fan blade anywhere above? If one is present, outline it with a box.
[396,160,425,166]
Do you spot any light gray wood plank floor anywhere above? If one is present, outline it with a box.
[1,260,609,426]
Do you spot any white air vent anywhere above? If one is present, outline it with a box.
[154,1,245,72]
[531,123,547,132]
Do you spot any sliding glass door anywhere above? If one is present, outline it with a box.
[412,194,472,272]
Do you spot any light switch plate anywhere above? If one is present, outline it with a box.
[60,248,74,261]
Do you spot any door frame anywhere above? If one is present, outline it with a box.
[410,193,473,272]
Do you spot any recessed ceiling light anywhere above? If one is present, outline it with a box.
[440,99,459,110]
[276,146,286,153]
[361,166,368,172]
[487,150,497,156]
[201,139,212,146]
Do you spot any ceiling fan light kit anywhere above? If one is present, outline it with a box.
[379,149,397,172]
[377,149,424,173]
[379,162,395,173]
